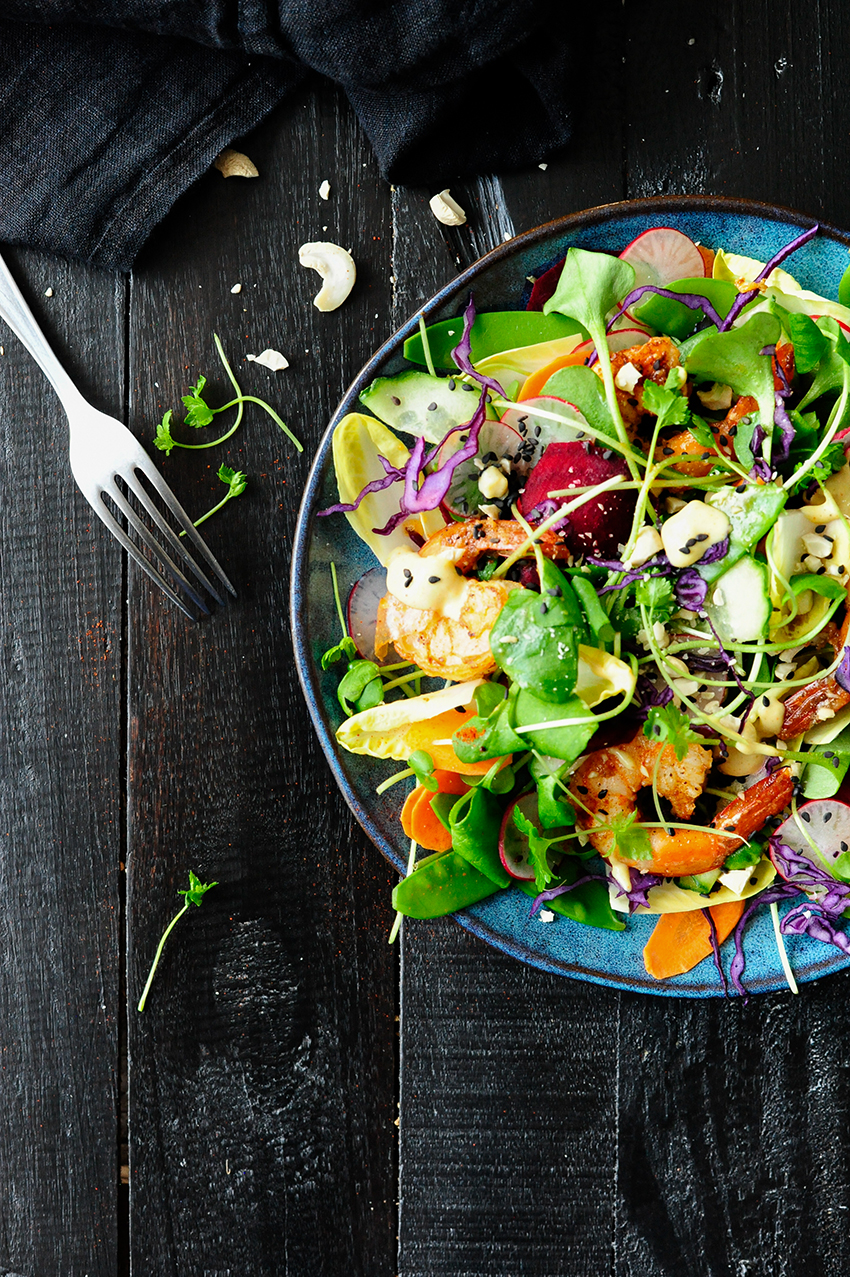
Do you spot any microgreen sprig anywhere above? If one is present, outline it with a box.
[137,871,218,1013]
[155,334,303,455]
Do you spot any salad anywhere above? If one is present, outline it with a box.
[317,221,850,994]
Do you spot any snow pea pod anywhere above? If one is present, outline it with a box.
[450,788,512,887]
[403,311,581,370]
[392,850,502,918]
[517,865,625,932]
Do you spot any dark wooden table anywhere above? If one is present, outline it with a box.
[2,3,850,1273]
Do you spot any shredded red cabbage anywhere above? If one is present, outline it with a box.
[749,458,774,482]
[607,285,725,334]
[585,552,671,594]
[609,866,663,911]
[530,875,601,915]
[759,343,796,462]
[718,224,819,332]
[700,536,730,565]
[451,295,507,399]
[633,675,674,721]
[780,903,850,955]
[317,455,405,517]
[674,568,708,613]
[372,390,489,535]
[702,614,753,700]
[729,883,800,999]
[525,498,572,532]
[768,839,850,914]
[702,908,729,996]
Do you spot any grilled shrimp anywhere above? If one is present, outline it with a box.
[419,517,571,573]
[605,337,684,430]
[375,578,516,680]
[570,728,793,876]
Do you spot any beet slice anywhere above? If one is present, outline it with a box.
[519,441,635,558]
[526,259,565,311]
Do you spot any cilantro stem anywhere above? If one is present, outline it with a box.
[330,562,348,639]
[137,871,217,1013]
[188,489,234,531]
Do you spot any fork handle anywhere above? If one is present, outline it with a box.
[0,249,86,410]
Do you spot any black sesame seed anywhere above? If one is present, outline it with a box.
[825,811,833,822]
[724,824,736,832]
[662,447,674,456]
[719,435,729,447]
[817,565,827,575]
[428,575,441,584]
[577,785,589,795]
[448,379,456,390]
[728,425,738,437]
[802,811,812,823]
[736,483,747,493]
[694,534,709,542]
[816,524,826,533]
[679,547,691,557]
[749,876,758,886]
[403,569,413,585]
[540,601,549,615]
[427,401,437,411]
[842,841,848,852]
[598,789,608,799]
[762,695,770,707]
[702,452,713,462]
[391,396,401,405]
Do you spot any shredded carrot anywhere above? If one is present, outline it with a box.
[643,900,746,980]
[518,349,588,401]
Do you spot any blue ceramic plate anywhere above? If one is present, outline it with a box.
[291,195,850,996]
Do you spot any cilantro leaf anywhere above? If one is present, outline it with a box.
[642,378,690,430]
[218,463,248,497]
[154,409,176,455]
[609,810,653,862]
[182,375,216,428]
[513,806,557,890]
[643,702,704,761]
[179,870,219,907]
[635,575,675,625]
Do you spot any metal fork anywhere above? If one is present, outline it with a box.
[0,250,236,619]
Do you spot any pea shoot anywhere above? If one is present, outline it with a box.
[137,871,218,1013]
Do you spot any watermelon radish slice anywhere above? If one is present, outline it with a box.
[499,792,566,880]
[500,397,591,472]
[519,441,634,558]
[346,566,387,662]
[619,227,706,289]
[773,800,850,873]
[436,419,523,519]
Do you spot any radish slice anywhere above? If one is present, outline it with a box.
[811,313,850,336]
[500,397,591,471]
[499,793,566,880]
[773,799,850,872]
[572,327,653,359]
[437,419,523,520]
[346,566,387,662]
[619,227,706,289]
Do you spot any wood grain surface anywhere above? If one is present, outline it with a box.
[1,2,850,1274]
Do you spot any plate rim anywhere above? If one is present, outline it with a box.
[290,193,850,996]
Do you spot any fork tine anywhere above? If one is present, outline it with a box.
[130,455,237,597]
[118,471,227,606]
[92,498,205,619]
[105,484,214,611]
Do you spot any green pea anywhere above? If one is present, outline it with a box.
[450,789,512,887]
[392,851,502,918]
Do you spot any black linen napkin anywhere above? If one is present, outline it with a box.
[0,1,572,270]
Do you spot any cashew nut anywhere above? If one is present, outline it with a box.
[429,190,467,226]
[214,148,259,178]
[246,349,290,372]
[298,242,356,312]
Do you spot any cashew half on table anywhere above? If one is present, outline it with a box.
[298,242,356,311]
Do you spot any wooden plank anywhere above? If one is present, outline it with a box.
[0,248,123,1275]
[610,3,850,1273]
[392,10,630,1269]
[126,85,399,1275]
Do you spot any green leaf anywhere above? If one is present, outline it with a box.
[685,312,781,463]
[840,258,850,309]
[154,409,176,455]
[788,312,829,374]
[321,634,357,670]
[686,415,718,452]
[489,590,580,703]
[409,750,439,792]
[512,690,596,761]
[452,685,526,764]
[474,681,507,718]
[512,806,558,891]
[338,659,383,716]
[643,703,705,761]
[218,463,248,497]
[536,774,576,830]
[609,810,653,863]
[538,365,619,441]
[544,248,636,339]
[641,378,690,430]
[182,375,216,428]
[179,870,219,908]
[635,575,675,625]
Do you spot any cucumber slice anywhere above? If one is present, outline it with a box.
[677,869,722,895]
[704,554,770,645]
[360,370,478,444]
